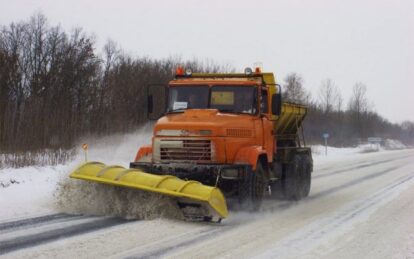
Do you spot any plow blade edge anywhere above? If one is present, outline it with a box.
[69,162,228,221]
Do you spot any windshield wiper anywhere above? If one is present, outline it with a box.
[166,108,187,114]
[218,109,235,113]
[218,109,254,115]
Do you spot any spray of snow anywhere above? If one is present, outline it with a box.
[53,123,184,220]
[54,178,183,220]
[72,123,154,167]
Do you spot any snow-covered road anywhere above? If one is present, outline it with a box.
[1,149,413,258]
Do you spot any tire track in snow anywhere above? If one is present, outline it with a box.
[310,165,401,200]
[0,213,81,232]
[123,227,227,259]
[0,217,130,255]
[255,173,414,258]
[314,150,413,172]
[313,154,412,179]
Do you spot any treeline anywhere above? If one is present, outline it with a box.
[0,14,413,154]
[0,14,230,152]
[282,74,414,146]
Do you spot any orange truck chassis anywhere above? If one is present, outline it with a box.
[131,68,313,211]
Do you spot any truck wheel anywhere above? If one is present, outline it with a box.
[282,154,304,200]
[238,162,267,211]
[300,154,312,198]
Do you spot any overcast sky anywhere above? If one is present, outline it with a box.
[1,0,413,123]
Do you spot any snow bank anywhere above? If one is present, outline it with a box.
[311,145,363,165]
[0,164,68,220]
[358,143,381,153]
[311,145,359,157]
[311,142,406,164]
[383,139,406,150]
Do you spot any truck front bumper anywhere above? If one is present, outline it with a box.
[129,161,251,182]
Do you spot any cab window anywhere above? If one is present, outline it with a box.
[261,89,268,113]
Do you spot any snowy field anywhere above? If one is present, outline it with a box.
[0,128,413,258]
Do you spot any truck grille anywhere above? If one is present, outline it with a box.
[158,139,212,162]
[226,128,253,137]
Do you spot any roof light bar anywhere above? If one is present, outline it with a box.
[244,67,253,75]
[176,67,184,76]
[185,68,192,76]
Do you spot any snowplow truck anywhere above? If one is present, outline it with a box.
[70,67,312,222]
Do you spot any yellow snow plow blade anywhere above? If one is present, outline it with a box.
[69,162,228,221]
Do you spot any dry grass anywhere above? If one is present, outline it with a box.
[0,149,76,169]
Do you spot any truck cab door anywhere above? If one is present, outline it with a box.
[260,88,274,162]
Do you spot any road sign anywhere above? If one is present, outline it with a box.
[322,133,329,156]
[368,137,382,143]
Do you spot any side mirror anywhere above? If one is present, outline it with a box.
[147,95,153,114]
[147,84,167,120]
[272,94,282,116]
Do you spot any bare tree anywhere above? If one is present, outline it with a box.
[25,13,48,97]
[103,39,120,76]
[348,82,370,114]
[282,73,310,103]
[0,47,11,144]
[335,90,343,112]
[0,22,28,145]
[348,82,372,139]
[317,78,343,113]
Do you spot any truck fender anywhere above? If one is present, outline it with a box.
[134,145,152,162]
[233,146,267,170]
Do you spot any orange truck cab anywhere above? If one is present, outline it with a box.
[131,68,312,208]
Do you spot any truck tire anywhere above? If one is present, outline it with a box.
[282,154,304,200]
[238,162,267,211]
[299,153,312,198]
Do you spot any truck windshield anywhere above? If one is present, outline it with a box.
[167,86,209,112]
[167,85,257,115]
[210,86,257,114]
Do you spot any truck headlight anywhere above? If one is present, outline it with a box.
[199,130,212,135]
[221,168,239,179]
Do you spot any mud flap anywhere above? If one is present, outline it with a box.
[69,162,228,222]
